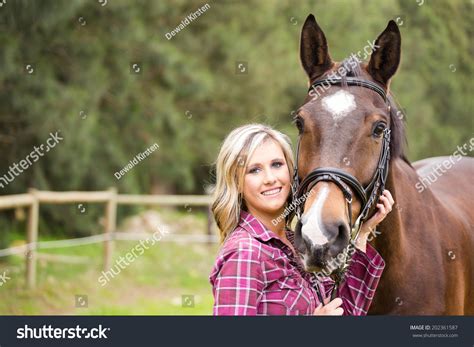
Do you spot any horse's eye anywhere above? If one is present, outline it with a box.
[372,122,386,137]
[293,116,304,134]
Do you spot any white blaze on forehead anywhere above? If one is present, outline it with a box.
[301,185,330,246]
[321,90,356,120]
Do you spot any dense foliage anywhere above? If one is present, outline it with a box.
[0,0,471,238]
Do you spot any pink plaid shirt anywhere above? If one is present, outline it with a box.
[210,210,385,315]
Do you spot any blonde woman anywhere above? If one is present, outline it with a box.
[209,124,394,315]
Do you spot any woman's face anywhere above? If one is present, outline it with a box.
[242,139,291,217]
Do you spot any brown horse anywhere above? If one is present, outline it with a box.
[293,14,473,315]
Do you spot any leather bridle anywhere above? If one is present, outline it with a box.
[291,77,392,300]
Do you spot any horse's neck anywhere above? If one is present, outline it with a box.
[368,157,471,315]
[371,157,433,259]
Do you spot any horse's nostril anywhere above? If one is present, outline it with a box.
[302,235,313,252]
[331,221,350,252]
[339,224,347,238]
[295,239,306,254]
[294,221,307,253]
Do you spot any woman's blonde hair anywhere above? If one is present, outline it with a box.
[211,124,295,243]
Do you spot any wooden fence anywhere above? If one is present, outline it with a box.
[0,188,215,289]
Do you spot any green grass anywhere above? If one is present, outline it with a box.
[0,209,219,315]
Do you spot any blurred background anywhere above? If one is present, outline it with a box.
[0,0,472,314]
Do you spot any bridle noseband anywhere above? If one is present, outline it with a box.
[291,77,392,299]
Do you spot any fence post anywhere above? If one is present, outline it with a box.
[207,205,213,246]
[103,187,117,271]
[26,188,39,289]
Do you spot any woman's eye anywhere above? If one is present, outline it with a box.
[372,122,386,137]
[272,161,284,168]
[248,162,283,174]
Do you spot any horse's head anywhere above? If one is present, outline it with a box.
[294,15,401,272]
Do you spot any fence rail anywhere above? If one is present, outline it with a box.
[0,188,216,289]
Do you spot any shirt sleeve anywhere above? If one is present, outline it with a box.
[319,243,385,316]
[212,245,265,315]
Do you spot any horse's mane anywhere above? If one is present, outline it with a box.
[337,58,410,165]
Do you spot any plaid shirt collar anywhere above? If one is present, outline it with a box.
[238,210,291,243]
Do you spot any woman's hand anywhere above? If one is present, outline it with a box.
[355,190,395,252]
[313,297,344,316]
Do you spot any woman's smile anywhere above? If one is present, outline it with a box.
[261,187,282,197]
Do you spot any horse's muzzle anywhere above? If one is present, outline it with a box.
[295,219,351,272]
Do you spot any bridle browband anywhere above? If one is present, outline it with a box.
[291,76,392,300]
[310,77,388,103]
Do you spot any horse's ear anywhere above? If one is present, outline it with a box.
[367,20,401,87]
[300,14,332,81]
